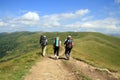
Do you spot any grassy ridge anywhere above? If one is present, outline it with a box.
[0,49,42,80]
[0,32,40,61]
[72,32,120,71]
[0,31,58,80]
[0,32,42,80]
[0,32,120,80]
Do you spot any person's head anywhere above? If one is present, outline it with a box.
[40,35,43,38]
[67,35,72,39]
[56,36,60,39]
[55,36,59,41]
[43,35,46,38]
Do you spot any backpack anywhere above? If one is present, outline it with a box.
[54,37,60,47]
[41,36,47,46]
[40,35,43,43]
[66,39,73,48]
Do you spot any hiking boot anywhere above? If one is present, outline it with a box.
[43,53,45,57]
[54,55,57,60]
[67,57,69,60]
[65,54,69,60]
[57,56,59,59]
[66,56,69,60]
[42,53,45,57]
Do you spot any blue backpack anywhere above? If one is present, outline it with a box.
[55,37,60,47]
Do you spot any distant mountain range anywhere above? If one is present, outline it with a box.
[109,34,120,37]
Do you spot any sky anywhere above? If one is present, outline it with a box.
[0,0,120,34]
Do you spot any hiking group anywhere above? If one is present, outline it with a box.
[40,35,74,60]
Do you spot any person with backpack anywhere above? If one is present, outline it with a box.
[40,35,48,57]
[53,36,61,59]
[64,35,74,60]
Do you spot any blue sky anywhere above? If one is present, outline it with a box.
[0,0,120,34]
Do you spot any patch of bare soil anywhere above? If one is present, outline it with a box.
[24,51,119,80]
[24,56,77,80]
[67,58,118,80]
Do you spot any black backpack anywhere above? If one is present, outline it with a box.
[66,39,73,48]
[40,36,47,46]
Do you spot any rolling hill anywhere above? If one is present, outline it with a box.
[0,31,120,80]
[71,32,120,71]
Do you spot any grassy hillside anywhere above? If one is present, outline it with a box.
[0,31,120,80]
[0,31,54,80]
[0,32,43,80]
[44,32,120,72]
[71,32,120,72]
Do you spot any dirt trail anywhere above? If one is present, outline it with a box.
[24,56,77,80]
[24,53,119,80]
[67,58,118,80]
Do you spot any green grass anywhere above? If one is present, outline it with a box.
[0,32,43,80]
[0,31,120,80]
[72,33,120,71]
[0,49,42,80]
[0,31,55,80]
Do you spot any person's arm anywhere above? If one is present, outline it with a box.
[59,41,61,47]
[40,36,42,43]
[46,39,48,45]
[71,41,74,48]
[53,40,55,49]
[40,39,41,43]
[64,39,67,45]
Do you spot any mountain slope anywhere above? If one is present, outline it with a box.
[0,32,40,60]
[0,32,42,80]
[0,32,120,80]
[72,32,120,71]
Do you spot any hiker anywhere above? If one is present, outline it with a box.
[64,35,74,60]
[40,35,48,56]
[53,36,61,59]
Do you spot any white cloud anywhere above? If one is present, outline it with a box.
[42,14,59,21]
[75,9,89,16]
[81,16,94,21]
[0,9,120,34]
[64,18,120,33]
[40,20,60,28]
[60,9,89,19]
[42,9,90,21]
[39,9,90,28]
[0,21,5,26]
[60,13,75,19]
[21,12,40,21]
[0,12,41,32]
[14,12,40,26]
[90,18,119,29]
[115,0,120,3]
